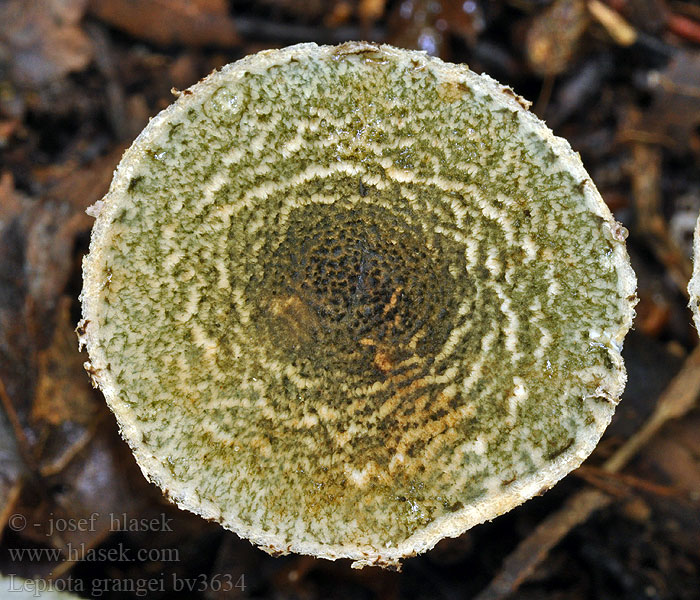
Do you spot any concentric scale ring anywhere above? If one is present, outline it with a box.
[79,42,636,568]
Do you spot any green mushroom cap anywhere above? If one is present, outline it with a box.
[80,42,636,568]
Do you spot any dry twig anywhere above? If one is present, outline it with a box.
[588,0,636,46]
[574,465,692,500]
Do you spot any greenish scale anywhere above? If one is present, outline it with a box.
[94,51,628,548]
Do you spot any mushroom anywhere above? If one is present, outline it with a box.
[79,42,637,569]
[689,214,700,331]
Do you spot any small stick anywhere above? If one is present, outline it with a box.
[588,0,637,46]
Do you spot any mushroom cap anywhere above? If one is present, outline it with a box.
[690,213,700,331]
[80,42,637,568]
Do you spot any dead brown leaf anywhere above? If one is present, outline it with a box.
[1,430,155,579]
[31,296,102,476]
[0,0,93,88]
[358,0,386,24]
[0,172,22,223]
[88,0,240,48]
[25,147,124,343]
[0,150,121,489]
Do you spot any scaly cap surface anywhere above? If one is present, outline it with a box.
[80,42,637,568]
